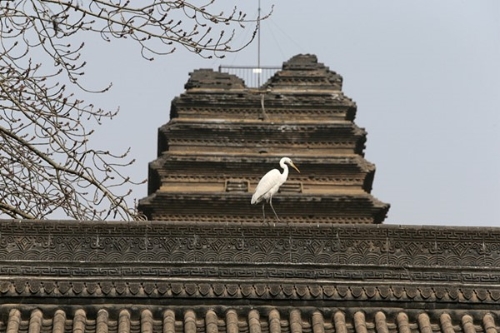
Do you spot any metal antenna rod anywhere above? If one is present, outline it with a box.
[257,0,261,87]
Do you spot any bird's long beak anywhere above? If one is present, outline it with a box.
[290,162,300,173]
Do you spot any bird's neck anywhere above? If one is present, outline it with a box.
[281,164,289,179]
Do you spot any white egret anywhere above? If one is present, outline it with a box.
[251,157,300,222]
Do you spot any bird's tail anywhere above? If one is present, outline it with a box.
[251,193,259,205]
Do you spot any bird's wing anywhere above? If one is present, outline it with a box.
[251,169,281,204]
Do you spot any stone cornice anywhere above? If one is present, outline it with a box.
[0,221,499,305]
[137,194,389,224]
[2,221,497,266]
[150,155,376,173]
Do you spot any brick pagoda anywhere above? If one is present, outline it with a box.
[138,54,389,223]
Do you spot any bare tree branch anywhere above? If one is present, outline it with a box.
[0,0,271,220]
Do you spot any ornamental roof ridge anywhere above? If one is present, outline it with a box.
[1,220,499,267]
[0,220,500,307]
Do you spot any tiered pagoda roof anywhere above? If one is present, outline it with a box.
[138,54,389,223]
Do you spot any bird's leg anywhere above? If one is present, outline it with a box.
[261,202,268,225]
[269,196,280,222]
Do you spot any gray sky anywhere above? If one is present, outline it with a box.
[81,1,500,226]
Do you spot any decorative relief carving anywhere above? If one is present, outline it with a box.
[0,221,499,305]
[1,222,499,267]
[4,279,493,303]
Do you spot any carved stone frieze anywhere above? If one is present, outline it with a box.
[0,220,499,312]
[2,222,498,266]
[1,278,500,304]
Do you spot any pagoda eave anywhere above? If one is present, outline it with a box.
[138,192,389,224]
